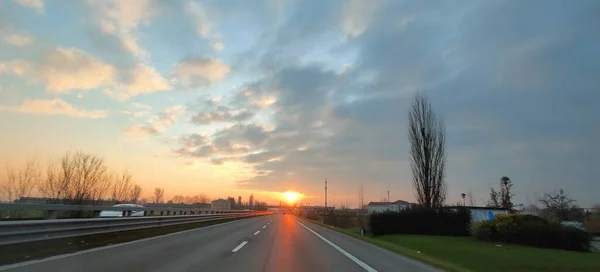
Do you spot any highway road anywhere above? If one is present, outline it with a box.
[0,214,440,272]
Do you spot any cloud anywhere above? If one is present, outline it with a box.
[105,64,172,100]
[171,0,600,205]
[186,0,224,51]
[125,123,160,137]
[171,57,230,87]
[122,110,149,119]
[1,29,35,46]
[0,60,31,75]
[190,108,254,125]
[0,47,115,93]
[132,102,152,110]
[13,0,44,13]
[0,99,108,118]
[188,98,256,125]
[125,104,186,137]
[156,105,186,125]
[340,0,379,38]
[1,47,172,100]
[176,123,271,159]
[87,0,158,60]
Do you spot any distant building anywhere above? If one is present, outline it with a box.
[444,206,509,222]
[367,200,412,214]
[211,199,231,210]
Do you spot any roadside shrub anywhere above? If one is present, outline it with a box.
[305,212,320,221]
[472,215,591,251]
[369,206,471,236]
[322,214,353,229]
[471,220,498,241]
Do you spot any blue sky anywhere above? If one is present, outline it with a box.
[0,0,598,207]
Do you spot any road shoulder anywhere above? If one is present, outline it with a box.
[298,218,446,272]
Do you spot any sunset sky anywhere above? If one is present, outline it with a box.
[0,0,598,207]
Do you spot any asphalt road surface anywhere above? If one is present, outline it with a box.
[0,214,440,272]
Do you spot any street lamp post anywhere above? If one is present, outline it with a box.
[461,193,466,206]
[500,176,511,210]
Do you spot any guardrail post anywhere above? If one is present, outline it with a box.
[46,210,59,219]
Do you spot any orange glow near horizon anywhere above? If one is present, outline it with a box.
[283,191,301,204]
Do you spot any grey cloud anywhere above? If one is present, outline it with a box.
[190,106,255,125]
[172,0,600,206]
[176,123,269,159]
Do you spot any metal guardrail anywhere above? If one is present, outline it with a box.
[0,203,247,218]
[0,211,272,245]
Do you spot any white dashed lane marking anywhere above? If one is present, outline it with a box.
[232,241,248,253]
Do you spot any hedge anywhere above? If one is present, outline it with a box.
[472,214,591,252]
[369,206,471,236]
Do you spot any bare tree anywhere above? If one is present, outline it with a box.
[408,93,446,208]
[198,193,209,204]
[40,151,111,204]
[172,195,185,204]
[152,187,164,203]
[539,189,579,221]
[130,184,143,203]
[2,158,40,202]
[111,170,132,202]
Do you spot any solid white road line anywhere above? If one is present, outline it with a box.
[0,217,263,271]
[232,241,248,253]
[254,231,260,235]
[296,220,378,272]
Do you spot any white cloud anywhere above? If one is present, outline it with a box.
[156,105,185,125]
[0,99,108,118]
[0,47,115,93]
[0,60,32,76]
[1,47,173,100]
[212,41,224,51]
[172,57,230,87]
[105,64,172,101]
[1,30,35,46]
[98,19,116,34]
[87,0,157,61]
[39,47,116,93]
[132,102,152,110]
[13,0,44,13]
[186,0,224,52]
[122,110,149,119]
[125,104,185,137]
[341,0,379,38]
[125,123,161,137]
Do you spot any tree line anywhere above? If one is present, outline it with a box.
[0,151,168,205]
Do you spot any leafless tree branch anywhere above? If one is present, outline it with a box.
[408,92,446,208]
[2,158,40,202]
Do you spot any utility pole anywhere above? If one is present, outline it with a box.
[387,190,390,203]
[325,179,328,209]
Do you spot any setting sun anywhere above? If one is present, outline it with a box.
[283,191,300,203]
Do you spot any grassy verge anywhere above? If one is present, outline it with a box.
[0,217,247,266]
[307,219,600,272]
[306,219,463,271]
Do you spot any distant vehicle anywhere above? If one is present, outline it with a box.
[561,221,586,231]
[99,204,145,218]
